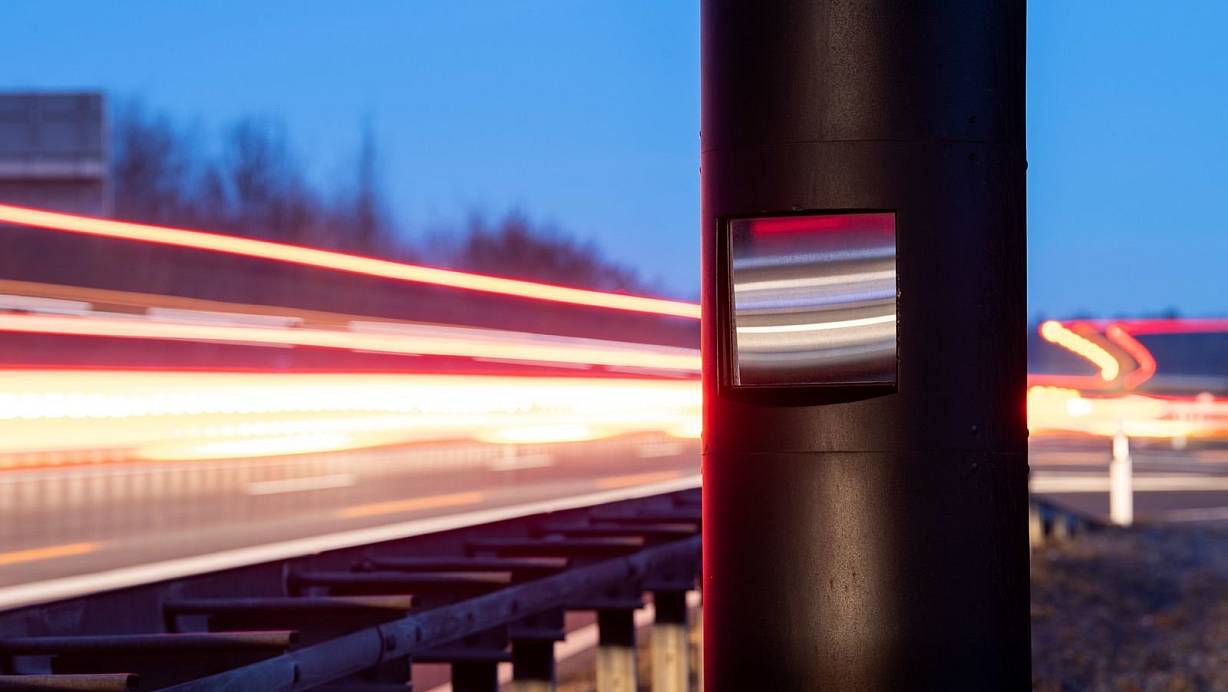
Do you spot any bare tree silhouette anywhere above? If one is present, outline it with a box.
[111,103,199,225]
[449,211,648,292]
[107,103,653,296]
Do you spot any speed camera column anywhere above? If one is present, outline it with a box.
[700,1,1030,690]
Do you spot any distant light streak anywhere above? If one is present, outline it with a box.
[0,542,99,567]
[0,203,700,319]
[1065,397,1093,417]
[1105,323,1157,390]
[1027,385,1228,440]
[0,294,91,315]
[1087,318,1228,336]
[1025,373,1114,390]
[0,313,700,373]
[1039,320,1121,381]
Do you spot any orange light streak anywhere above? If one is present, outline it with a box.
[0,542,99,567]
[1027,385,1228,440]
[0,204,699,319]
[1039,320,1121,381]
[0,313,700,373]
[1026,373,1113,390]
[0,370,703,465]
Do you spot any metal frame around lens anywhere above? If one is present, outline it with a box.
[719,209,900,399]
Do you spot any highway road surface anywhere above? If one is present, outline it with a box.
[2,432,1227,608]
[0,434,700,605]
[1030,434,1228,522]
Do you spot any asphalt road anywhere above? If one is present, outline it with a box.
[1029,434,1228,522]
[0,434,701,598]
[3,432,1226,604]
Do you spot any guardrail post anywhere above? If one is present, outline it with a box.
[701,0,1030,688]
[651,590,689,692]
[596,608,637,692]
[1109,429,1134,526]
[692,591,702,692]
[509,639,555,692]
[1051,511,1070,542]
[451,661,499,692]
[508,608,563,692]
[1029,502,1044,552]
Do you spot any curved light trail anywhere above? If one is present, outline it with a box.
[1105,323,1157,390]
[1039,320,1121,382]
[1029,319,1228,438]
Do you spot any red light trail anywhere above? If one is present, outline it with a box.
[0,204,701,320]
[1084,318,1228,336]
[0,313,701,373]
[1105,323,1157,390]
[747,213,894,236]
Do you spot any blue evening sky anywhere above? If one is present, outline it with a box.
[2,1,1224,315]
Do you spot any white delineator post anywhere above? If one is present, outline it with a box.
[1110,428,1133,526]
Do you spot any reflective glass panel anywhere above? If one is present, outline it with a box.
[730,213,897,386]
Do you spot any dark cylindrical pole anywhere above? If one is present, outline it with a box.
[701,1,1030,690]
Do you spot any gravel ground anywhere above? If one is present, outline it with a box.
[1032,525,1228,691]
[552,525,1228,691]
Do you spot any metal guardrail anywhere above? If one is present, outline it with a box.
[1029,498,1099,550]
[0,486,702,691]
